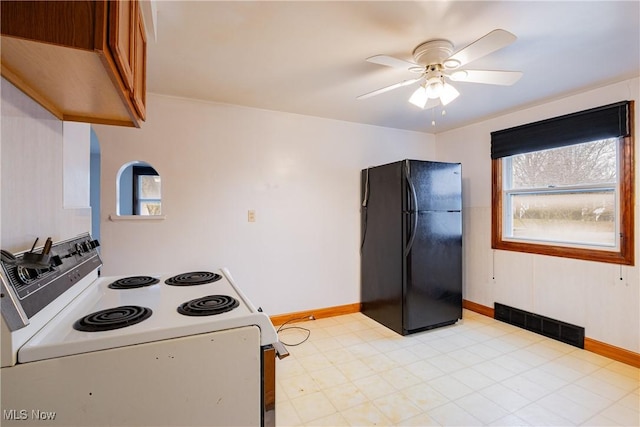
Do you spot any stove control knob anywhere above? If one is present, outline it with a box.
[75,243,84,256]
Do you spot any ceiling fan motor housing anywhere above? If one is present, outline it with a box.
[412,39,454,67]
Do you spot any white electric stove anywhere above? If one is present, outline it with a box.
[0,233,284,426]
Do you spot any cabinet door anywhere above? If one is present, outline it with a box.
[109,0,135,91]
[131,1,146,120]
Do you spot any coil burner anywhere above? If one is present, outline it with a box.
[73,306,152,332]
[165,271,222,286]
[177,295,239,316]
[108,276,159,289]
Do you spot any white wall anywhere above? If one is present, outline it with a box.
[436,77,640,353]
[1,78,91,252]
[93,94,435,315]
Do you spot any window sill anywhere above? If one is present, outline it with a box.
[109,214,166,221]
[492,238,633,265]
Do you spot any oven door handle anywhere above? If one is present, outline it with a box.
[272,341,289,359]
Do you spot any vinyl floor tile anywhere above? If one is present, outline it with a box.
[479,382,531,412]
[372,392,423,424]
[289,391,337,423]
[339,401,391,427]
[536,392,598,425]
[308,365,349,389]
[351,374,395,401]
[598,401,640,426]
[454,392,510,424]
[400,382,450,411]
[322,382,368,411]
[450,366,495,390]
[427,401,483,426]
[512,402,575,426]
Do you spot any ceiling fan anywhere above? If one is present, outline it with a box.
[357,29,523,109]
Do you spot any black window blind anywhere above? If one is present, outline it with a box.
[490,101,631,159]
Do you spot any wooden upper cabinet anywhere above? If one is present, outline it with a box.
[109,0,135,92]
[0,0,147,128]
[131,1,147,120]
[0,1,97,49]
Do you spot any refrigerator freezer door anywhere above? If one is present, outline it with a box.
[408,161,461,212]
[404,211,462,332]
[360,164,405,335]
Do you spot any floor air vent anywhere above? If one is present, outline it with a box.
[494,302,585,349]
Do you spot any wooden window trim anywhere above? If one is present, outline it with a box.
[491,132,635,266]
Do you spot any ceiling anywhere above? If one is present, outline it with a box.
[146,1,639,133]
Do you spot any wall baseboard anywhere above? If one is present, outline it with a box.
[269,303,360,326]
[584,338,640,368]
[463,299,640,368]
[463,299,495,317]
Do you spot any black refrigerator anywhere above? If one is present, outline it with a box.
[360,159,462,335]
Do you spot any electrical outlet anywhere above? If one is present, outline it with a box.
[247,210,256,222]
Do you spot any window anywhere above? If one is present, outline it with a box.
[133,166,161,215]
[491,101,634,265]
[115,161,162,217]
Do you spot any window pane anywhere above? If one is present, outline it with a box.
[510,139,616,189]
[139,175,161,199]
[508,190,615,246]
[139,201,162,216]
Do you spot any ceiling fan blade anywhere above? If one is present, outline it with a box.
[357,77,422,100]
[450,70,522,86]
[446,29,517,67]
[366,55,423,71]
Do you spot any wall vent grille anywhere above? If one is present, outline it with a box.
[494,302,585,349]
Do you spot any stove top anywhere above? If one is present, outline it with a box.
[18,269,278,363]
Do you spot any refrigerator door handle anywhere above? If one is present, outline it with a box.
[362,168,370,207]
[361,168,370,253]
[404,161,419,257]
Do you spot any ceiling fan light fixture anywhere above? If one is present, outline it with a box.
[425,77,444,99]
[439,83,460,106]
[408,86,428,108]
